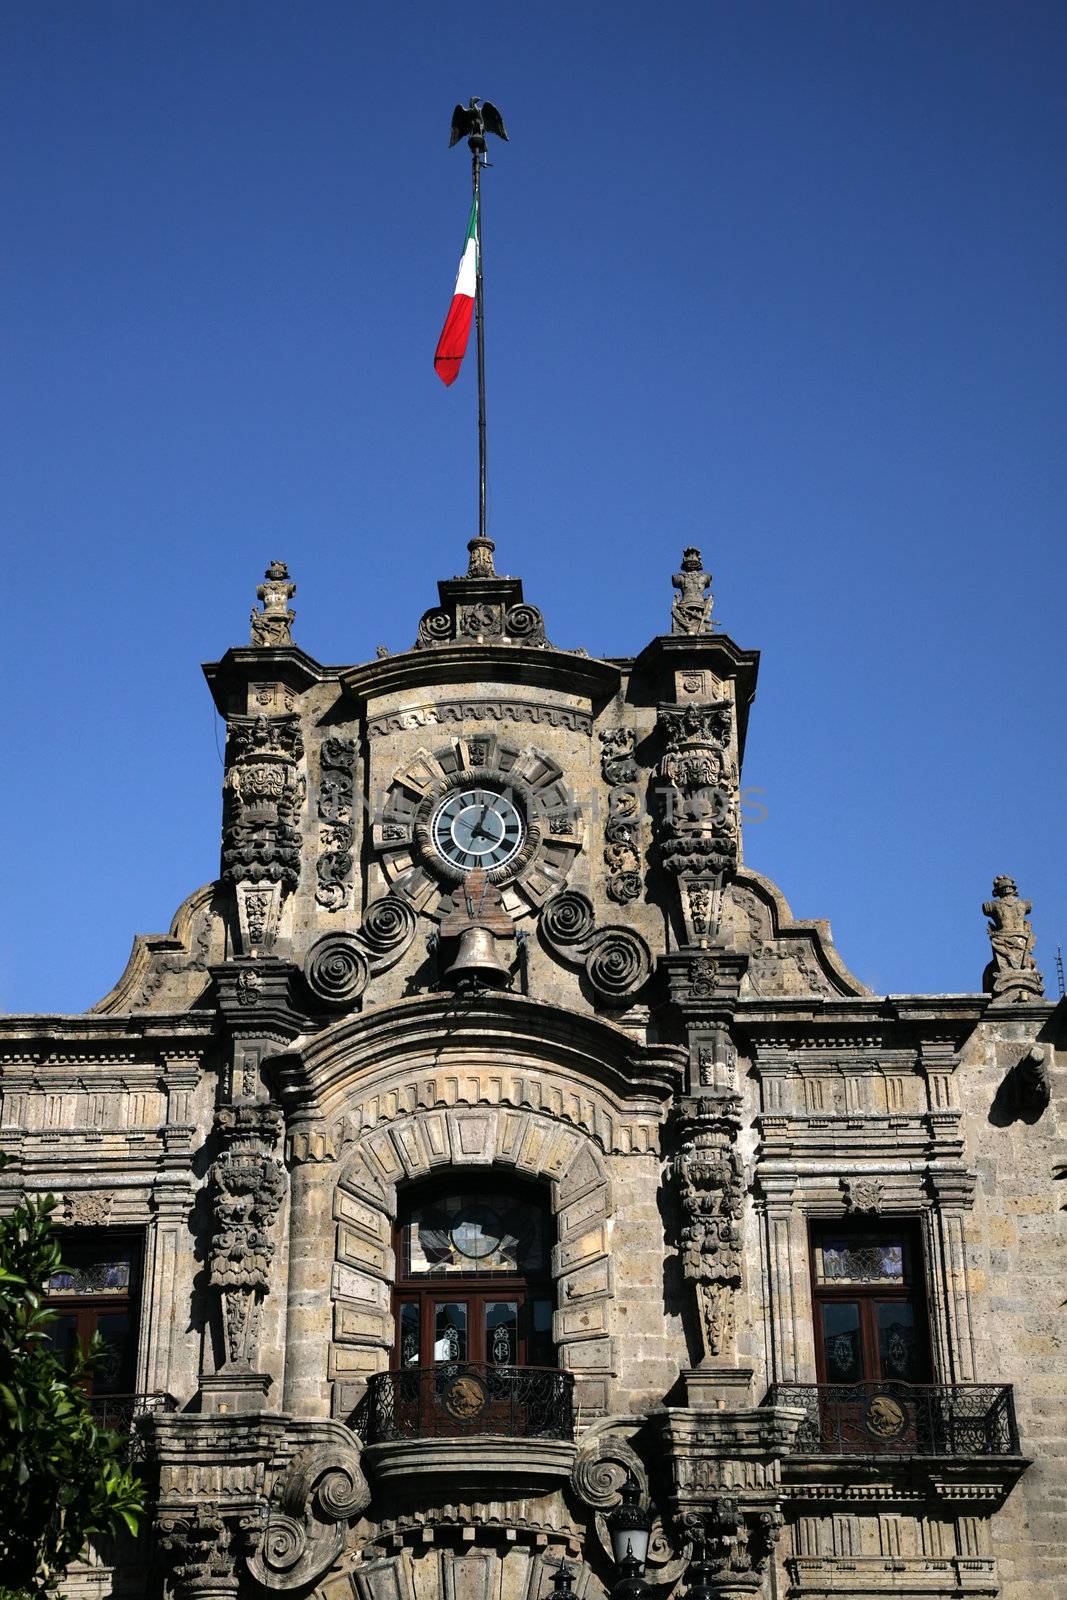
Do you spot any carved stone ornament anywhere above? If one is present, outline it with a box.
[208,1104,286,1369]
[670,1099,744,1362]
[63,1191,113,1227]
[315,736,355,912]
[598,728,644,905]
[236,882,281,955]
[222,715,305,940]
[983,875,1045,1001]
[302,888,418,1012]
[682,1497,785,1589]
[413,538,551,650]
[541,889,652,1005]
[671,546,714,636]
[372,735,582,920]
[841,1176,884,1214]
[158,1505,256,1599]
[247,1438,371,1593]
[250,560,296,648]
[655,703,738,892]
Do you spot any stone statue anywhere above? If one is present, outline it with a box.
[671,547,713,635]
[250,560,296,647]
[983,876,1044,1002]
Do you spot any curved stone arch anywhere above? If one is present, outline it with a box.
[328,1102,617,1419]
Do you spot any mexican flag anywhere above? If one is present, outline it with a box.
[434,199,477,386]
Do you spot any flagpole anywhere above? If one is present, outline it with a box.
[472,143,487,541]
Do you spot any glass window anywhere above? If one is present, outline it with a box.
[403,1192,548,1277]
[433,1302,468,1361]
[45,1234,141,1397]
[393,1182,555,1370]
[810,1223,930,1386]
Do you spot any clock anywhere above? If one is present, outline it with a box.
[431,785,525,872]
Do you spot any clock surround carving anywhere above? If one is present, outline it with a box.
[372,733,583,917]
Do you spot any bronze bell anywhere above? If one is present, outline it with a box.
[444,923,511,991]
[439,867,514,992]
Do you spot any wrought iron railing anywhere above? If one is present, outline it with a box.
[88,1391,177,1462]
[358,1364,574,1444]
[765,1382,1019,1457]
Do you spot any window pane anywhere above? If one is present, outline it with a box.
[877,1302,921,1381]
[814,1237,905,1286]
[433,1303,468,1362]
[48,1248,134,1295]
[485,1302,518,1365]
[405,1193,548,1276]
[529,1298,554,1367]
[44,1312,80,1369]
[92,1311,131,1393]
[821,1303,863,1382]
[399,1303,420,1366]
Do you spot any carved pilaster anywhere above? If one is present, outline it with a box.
[654,704,739,910]
[221,713,305,953]
[158,1507,254,1600]
[669,1095,745,1364]
[207,1102,285,1383]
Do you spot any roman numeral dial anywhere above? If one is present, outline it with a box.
[431,786,525,872]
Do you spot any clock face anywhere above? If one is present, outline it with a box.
[431,786,525,872]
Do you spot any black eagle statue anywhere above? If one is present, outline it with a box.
[449,97,509,152]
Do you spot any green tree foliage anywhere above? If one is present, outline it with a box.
[0,1192,144,1599]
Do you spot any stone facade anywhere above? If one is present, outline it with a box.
[0,542,1062,1600]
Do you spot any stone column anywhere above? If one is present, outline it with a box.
[283,1125,339,1418]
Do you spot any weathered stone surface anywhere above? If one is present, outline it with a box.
[0,546,1060,1600]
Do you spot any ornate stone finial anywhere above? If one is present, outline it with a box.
[250,560,296,647]
[671,547,713,635]
[466,535,497,578]
[983,875,1044,1002]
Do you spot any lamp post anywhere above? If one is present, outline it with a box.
[607,1472,654,1599]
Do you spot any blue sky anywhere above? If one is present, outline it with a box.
[2,1,1064,1012]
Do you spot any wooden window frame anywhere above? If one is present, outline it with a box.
[392,1176,555,1370]
[46,1231,143,1397]
[809,1219,932,1386]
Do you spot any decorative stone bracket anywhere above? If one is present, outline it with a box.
[539,889,652,1005]
[657,1405,803,1600]
[247,1426,371,1592]
[149,1414,368,1600]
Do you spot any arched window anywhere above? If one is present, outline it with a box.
[393,1179,555,1370]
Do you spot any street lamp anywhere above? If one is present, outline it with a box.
[607,1472,654,1598]
[547,1561,576,1599]
[684,1544,718,1600]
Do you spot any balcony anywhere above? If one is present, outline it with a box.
[356,1364,576,1490]
[766,1381,1020,1457]
[88,1391,177,1463]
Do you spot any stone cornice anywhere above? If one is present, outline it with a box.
[631,633,761,758]
[270,991,685,1126]
[202,645,330,716]
[340,643,621,706]
[0,1013,215,1066]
